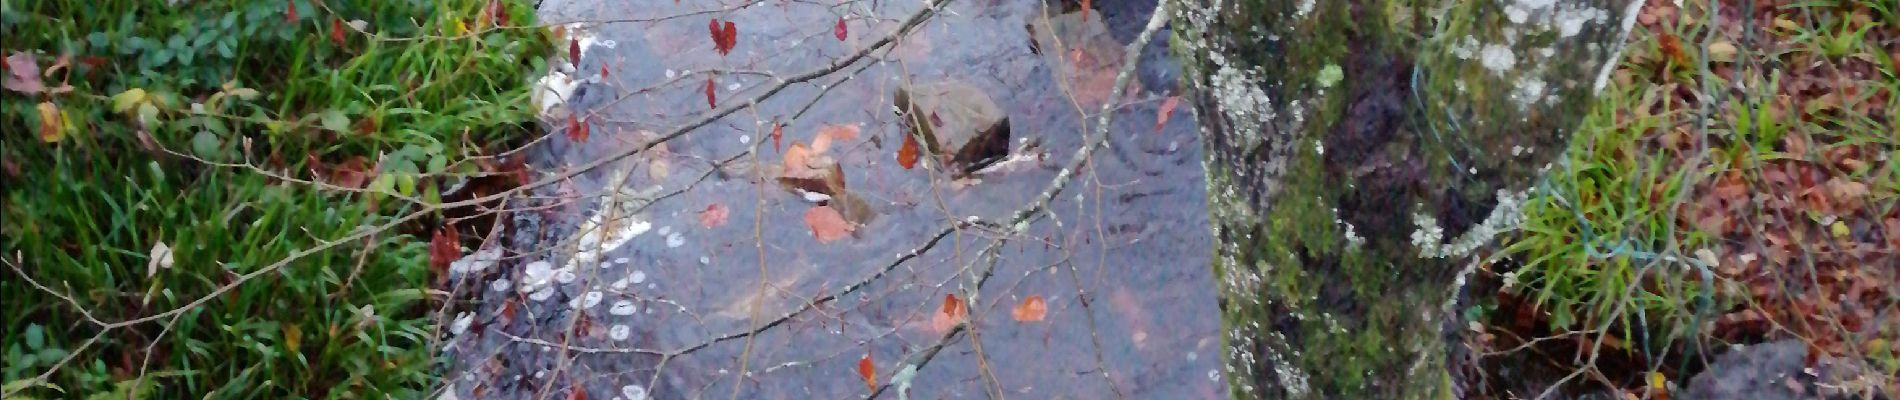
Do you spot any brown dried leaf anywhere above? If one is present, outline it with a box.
[429,226,460,276]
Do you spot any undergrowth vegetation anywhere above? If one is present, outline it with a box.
[1492,0,1897,395]
[1,0,551,397]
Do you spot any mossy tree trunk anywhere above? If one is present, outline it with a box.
[1170,0,1643,397]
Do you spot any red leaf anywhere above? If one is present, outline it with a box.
[286,0,298,22]
[600,65,610,79]
[835,17,848,41]
[487,0,509,26]
[704,78,717,109]
[1012,295,1048,322]
[708,19,721,52]
[803,205,854,243]
[566,114,589,143]
[771,122,783,152]
[896,132,920,170]
[566,386,588,400]
[698,203,730,228]
[1154,95,1180,132]
[722,21,738,54]
[330,18,347,46]
[569,38,582,70]
[857,353,876,391]
[428,226,460,275]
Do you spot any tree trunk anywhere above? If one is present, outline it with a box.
[1171,0,1643,397]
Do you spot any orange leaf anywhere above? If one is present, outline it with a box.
[783,143,816,175]
[1011,295,1047,322]
[771,122,783,152]
[704,78,717,109]
[857,353,876,390]
[804,205,854,243]
[330,18,347,46]
[896,132,920,169]
[1154,95,1180,132]
[698,203,730,228]
[941,293,966,320]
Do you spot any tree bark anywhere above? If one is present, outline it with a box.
[1171,0,1643,397]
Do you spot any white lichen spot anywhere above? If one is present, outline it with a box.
[1512,77,1547,110]
[450,312,474,335]
[621,385,648,400]
[610,300,638,316]
[1316,64,1343,88]
[1295,0,1316,18]
[609,324,631,341]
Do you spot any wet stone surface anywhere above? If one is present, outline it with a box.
[438,0,1217,398]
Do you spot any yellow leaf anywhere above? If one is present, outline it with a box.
[284,324,303,352]
[36,102,64,143]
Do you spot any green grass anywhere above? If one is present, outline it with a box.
[1500,0,1899,389]
[1,0,551,397]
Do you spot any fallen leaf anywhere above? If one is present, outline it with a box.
[897,132,920,169]
[500,298,519,324]
[704,78,717,109]
[286,0,298,22]
[698,203,729,228]
[708,19,722,53]
[1011,295,1047,322]
[1154,95,1180,132]
[600,65,610,79]
[857,353,876,391]
[147,241,174,277]
[723,21,738,54]
[771,122,784,152]
[331,156,372,188]
[569,37,582,70]
[783,143,817,175]
[36,102,63,143]
[566,114,589,143]
[567,386,588,400]
[818,123,860,143]
[835,16,848,41]
[330,18,347,46]
[804,205,854,243]
[4,52,43,94]
[429,226,460,275]
[941,293,966,321]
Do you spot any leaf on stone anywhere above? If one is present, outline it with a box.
[429,226,460,275]
[1154,95,1180,132]
[897,132,920,169]
[566,114,589,143]
[771,122,783,152]
[722,21,737,54]
[147,241,175,277]
[569,37,582,70]
[1011,295,1047,322]
[814,124,859,153]
[704,78,717,109]
[698,203,730,228]
[835,17,848,41]
[36,102,63,143]
[4,52,43,94]
[803,205,853,243]
[857,353,876,391]
[941,293,966,321]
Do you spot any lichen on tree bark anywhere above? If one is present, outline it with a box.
[1169,0,1641,397]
